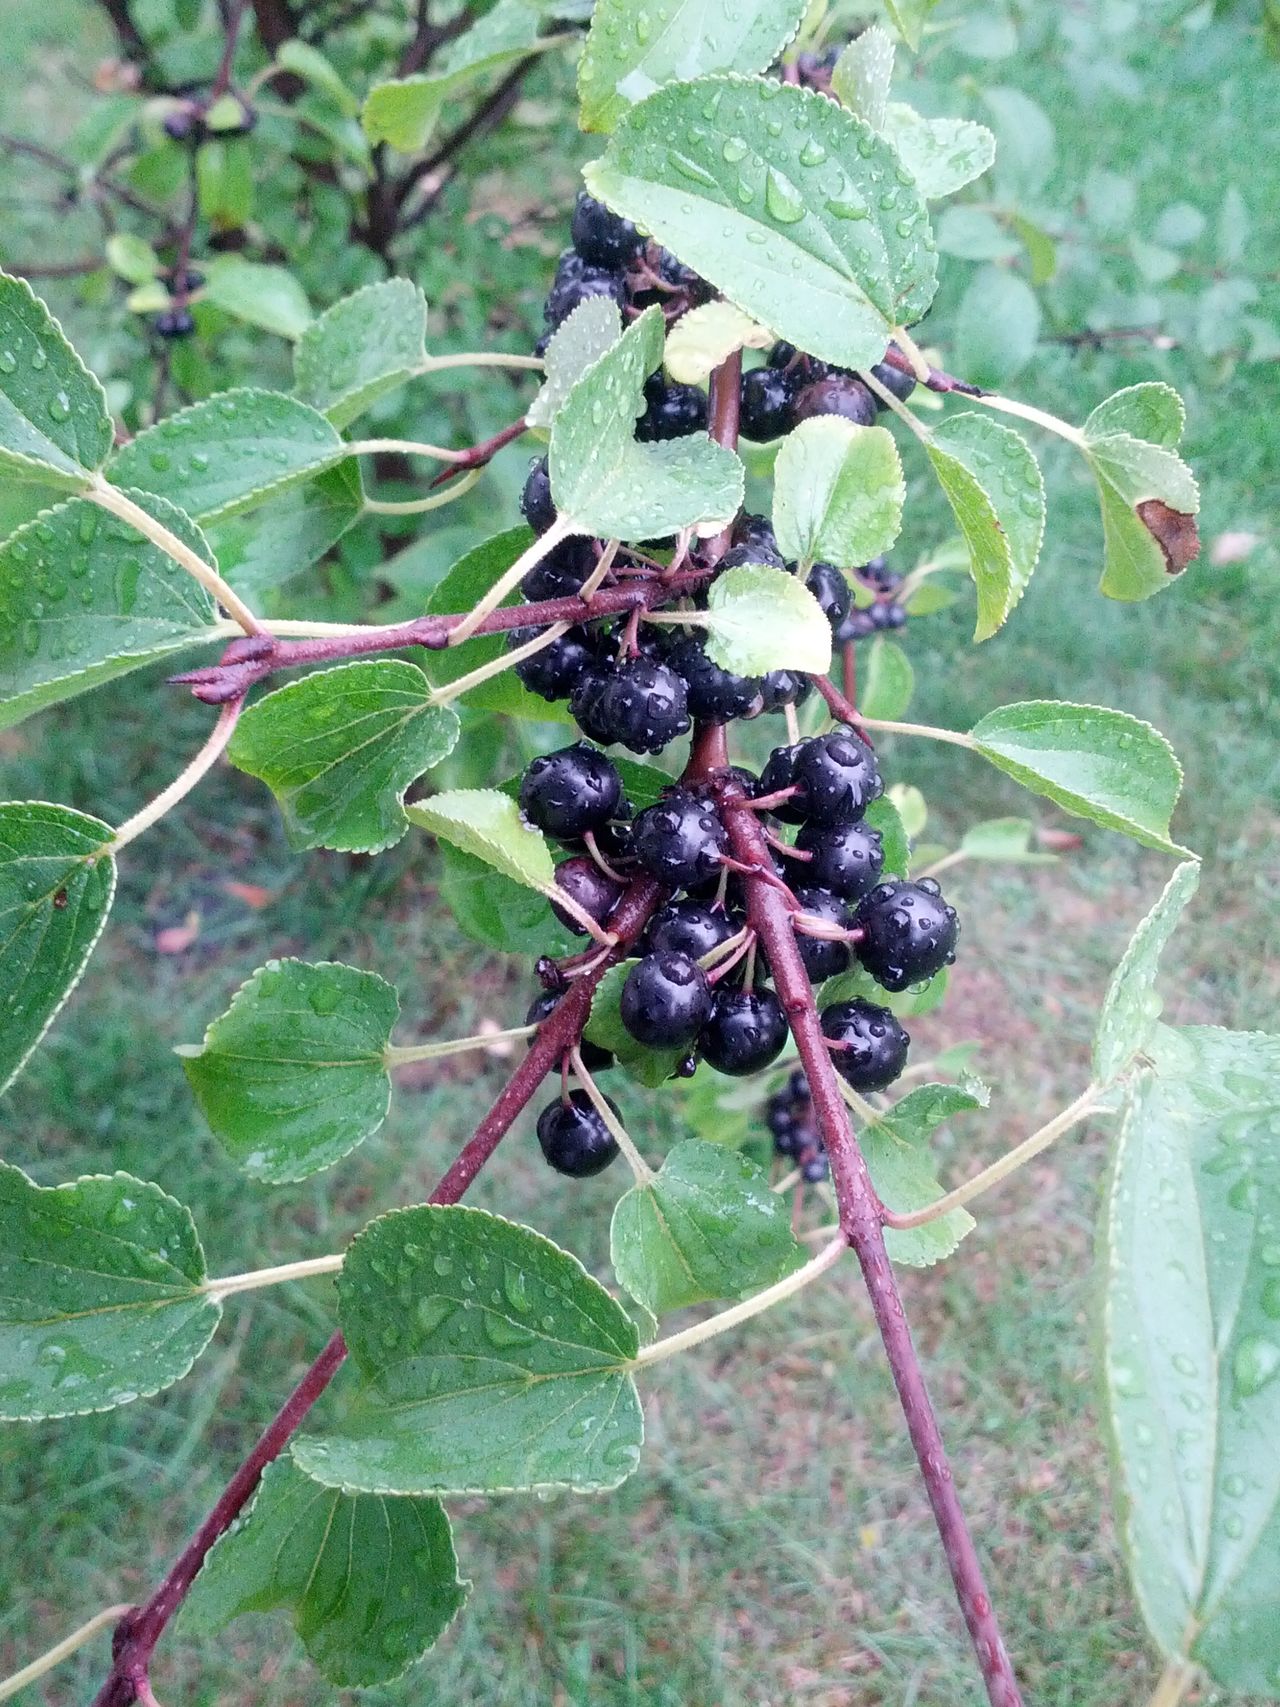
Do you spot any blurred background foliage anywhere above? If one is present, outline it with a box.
[0,0,1276,1702]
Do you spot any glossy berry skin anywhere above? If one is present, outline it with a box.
[758,670,812,713]
[821,998,910,1091]
[162,106,202,142]
[620,951,712,1048]
[717,541,787,577]
[570,191,645,269]
[631,789,727,889]
[525,990,613,1073]
[544,249,625,329]
[802,1154,830,1183]
[520,536,594,601]
[794,819,884,900]
[833,607,876,643]
[869,600,908,630]
[793,375,878,427]
[520,457,556,534]
[794,728,883,825]
[636,374,707,441]
[663,634,763,723]
[856,877,959,991]
[729,513,785,564]
[550,856,625,936]
[700,988,788,1076]
[806,562,852,630]
[791,886,854,982]
[645,899,737,960]
[739,366,799,441]
[508,625,596,701]
[537,1091,620,1177]
[570,658,691,754]
[520,743,622,841]
[154,308,195,339]
[758,743,807,824]
[870,359,917,403]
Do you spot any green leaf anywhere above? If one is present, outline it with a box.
[662,301,771,387]
[831,25,895,131]
[884,0,939,51]
[925,413,1045,641]
[951,265,1041,387]
[549,307,743,540]
[1102,1024,1280,1694]
[861,1084,981,1265]
[181,959,398,1183]
[0,272,113,491]
[0,802,115,1095]
[274,41,360,117]
[1083,431,1201,602]
[0,1162,219,1419]
[957,817,1056,864]
[578,0,807,132]
[1084,383,1186,449]
[423,526,569,723]
[611,1140,804,1317]
[0,492,219,730]
[294,280,429,430]
[585,961,687,1088]
[209,459,364,603]
[969,700,1189,857]
[584,77,937,373]
[703,564,831,677]
[408,789,555,891]
[864,793,908,876]
[363,0,543,150]
[202,258,312,341]
[185,1459,465,1687]
[108,389,348,525]
[229,662,459,854]
[293,1205,642,1496]
[526,296,622,431]
[772,418,904,569]
[438,843,576,958]
[858,636,914,720]
[934,206,1022,261]
[1092,862,1199,1085]
[104,232,161,285]
[880,105,996,198]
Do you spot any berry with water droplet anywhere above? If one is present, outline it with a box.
[821,998,910,1091]
[537,1090,620,1176]
[856,878,959,990]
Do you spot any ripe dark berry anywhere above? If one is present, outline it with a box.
[793,375,878,427]
[791,886,854,982]
[739,366,799,441]
[802,1154,830,1183]
[758,670,812,713]
[550,856,625,936]
[645,899,737,960]
[520,457,556,534]
[508,624,597,701]
[729,513,785,565]
[655,247,714,304]
[663,634,763,723]
[631,789,728,889]
[793,728,883,825]
[860,557,902,594]
[834,607,876,643]
[620,951,712,1048]
[570,657,690,754]
[856,878,959,991]
[525,990,613,1073]
[544,249,625,329]
[154,309,195,339]
[869,600,908,630]
[636,373,707,441]
[806,562,852,630]
[520,743,622,841]
[794,820,884,900]
[520,535,594,601]
[758,743,807,824]
[162,105,202,142]
[821,998,910,1091]
[700,987,788,1076]
[869,357,917,403]
[570,191,645,269]
[788,1067,809,1100]
[537,1090,620,1177]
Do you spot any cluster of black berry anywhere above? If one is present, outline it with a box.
[767,1069,829,1182]
[739,341,916,444]
[521,732,958,1178]
[836,557,910,642]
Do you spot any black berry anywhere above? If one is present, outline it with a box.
[645,899,737,960]
[794,820,884,900]
[791,886,854,982]
[821,999,910,1091]
[793,375,878,427]
[833,607,876,644]
[550,856,625,936]
[162,105,203,142]
[869,600,908,630]
[570,191,645,269]
[636,373,707,441]
[509,624,597,702]
[520,743,622,841]
[620,951,712,1048]
[758,670,812,713]
[856,878,959,991]
[655,247,714,304]
[729,513,785,565]
[793,729,883,825]
[544,249,625,329]
[806,563,852,630]
[570,657,691,754]
[869,357,917,403]
[154,309,195,339]
[631,789,728,889]
[537,1090,620,1177]
[525,990,613,1073]
[663,634,763,723]
[758,743,807,824]
[739,366,799,441]
[520,535,594,601]
[520,457,556,534]
[700,988,788,1076]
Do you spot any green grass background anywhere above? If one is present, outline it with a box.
[0,2,1277,1702]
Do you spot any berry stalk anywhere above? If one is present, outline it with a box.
[721,787,1025,1707]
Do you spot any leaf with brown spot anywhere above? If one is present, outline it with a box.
[1136,499,1200,575]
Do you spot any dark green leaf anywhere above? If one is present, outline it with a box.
[181,959,398,1183]
[294,280,429,429]
[859,636,914,720]
[293,1205,642,1495]
[209,459,364,603]
[526,297,623,430]
[0,273,113,491]
[0,1162,219,1419]
[951,266,1041,386]
[437,842,576,958]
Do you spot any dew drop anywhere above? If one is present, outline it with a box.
[799,138,827,167]
[30,347,47,371]
[0,350,16,374]
[721,137,748,164]
[764,168,805,224]
[669,152,717,189]
[1233,1334,1280,1399]
[47,391,71,423]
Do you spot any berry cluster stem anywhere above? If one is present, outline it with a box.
[721,790,1025,1707]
